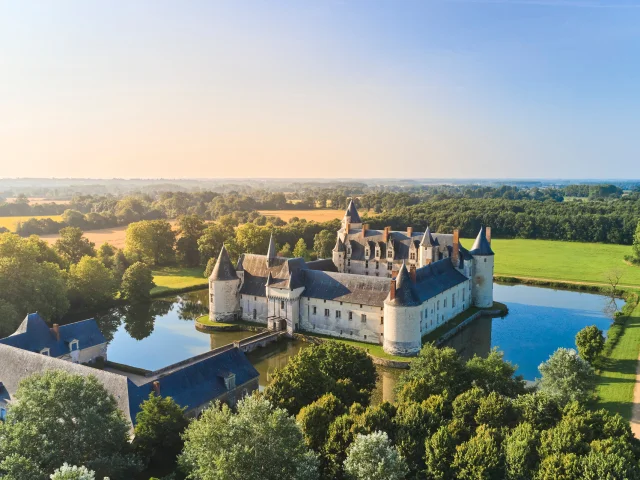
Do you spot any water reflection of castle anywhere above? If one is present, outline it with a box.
[440,315,493,362]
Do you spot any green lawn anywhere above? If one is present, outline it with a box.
[305,332,411,362]
[460,237,640,288]
[594,303,640,419]
[151,266,207,295]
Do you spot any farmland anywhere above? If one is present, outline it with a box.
[40,224,130,248]
[0,215,63,232]
[258,209,346,222]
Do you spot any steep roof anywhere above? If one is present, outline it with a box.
[387,263,421,307]
[420,226,438,247]
[413,258,469,302]
[333,236,345,253]
[0,314,106,357]
[239,254,308,296]
[302,270,390,307]
[470,226,494,256]
[344,199,362,224]
[209,246,238,281]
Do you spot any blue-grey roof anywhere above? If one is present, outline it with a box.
[302,270,390,306]
[413,258,469,302]
[210,245,238,281]
[387,263,421,307]
[470,226,494,256]
[0,313,106,357]
[127,347,259,421]
[344,200,362,224]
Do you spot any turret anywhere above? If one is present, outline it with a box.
[266,233,277,268]
[332,236,346,272]
[342,199,363,230]
[419,226,438,267]
[209,246,240,321]
[470,226,494,308]
[383,262,422,356]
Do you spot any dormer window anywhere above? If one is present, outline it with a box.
[40,348,50,356]
[387,251,393,259]
[365,248,370,257]
[69,340,79,352]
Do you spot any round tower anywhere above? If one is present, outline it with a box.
[470,226,494,308]
[332,236,346,272]
[383,263,422,356]
[209,246,240,321]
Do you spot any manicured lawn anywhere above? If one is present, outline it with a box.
[460,237,640,288]
[195,315,236,327]
[594,303,640,420]
[0,215,63,231]
[151,266,207,295]
[304,332,411,362]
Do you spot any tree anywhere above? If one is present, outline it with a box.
[134,393,188,465]
[293,238,311,260]
[96,242,117,269]
[179,396,319,480]
[0,454,45,480]
[313,230,336,260]
[120,262,155,302]
[395,343,469,400]
[503,422,539,480]
[297,393,346,451]
[466,348,526,397]
[235,223,271,254]
[343,431,408,480]
[535,453,581,480]
[452,426,503,480]
[50,463,97,480]
[425,425,457,480]
[0,370,139,478]
[176,214,205,267]
[67,256,118,309]
[124,220,176,265]
[279,242,293,258]
[575,325,605,364]
[54,226,96,265]
[204,256,216,278]
[538,348,595,406]
[632,220,640,263]
[197,223,235,264]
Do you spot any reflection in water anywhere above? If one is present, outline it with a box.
[123,300,172,340]
[177,290,209,321]
[441,316,493,362]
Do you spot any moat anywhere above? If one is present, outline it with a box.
[65,284,622,402]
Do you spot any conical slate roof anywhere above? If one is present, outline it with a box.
[333,236,345,253]
[209,246,238,281]
[390,263,421,307]
[420,226,438,246]
[470,226,494,256]
[266,233,277,265]
[265,272,274,286]
[344,199,362,224]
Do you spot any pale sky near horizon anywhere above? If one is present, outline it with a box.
[2,0,640,179]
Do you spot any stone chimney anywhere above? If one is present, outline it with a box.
[362,223,369,239]
[452,229,460,267]
[409,265,416,283]
[486,227,492,243]
[407,226,413,237]
[52,324,60,341]
[345,222,350,234]
[389,279,396,300]
[153,381,161,395]
[383,226,391,243]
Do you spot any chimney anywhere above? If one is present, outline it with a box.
[362,223,369,239]
[153,381,161,395]
[486,227,492,243]
[407,226,413,237]
[383,226,390,243]
[389,279,396,300]
[345,222,350,234]
[452,229,460,267]
[409,265,416,283]
[52,324,60,341]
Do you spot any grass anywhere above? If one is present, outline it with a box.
[460,237,640,289]
[195,315,237,328]
[303,332,412,362]
[0,215,63,232]
[151,266,207,295]
[594,301,640,420]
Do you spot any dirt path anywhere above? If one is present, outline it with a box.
[632,352,640,438]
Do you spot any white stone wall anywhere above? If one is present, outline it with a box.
[416,280,472,336]
[239,294,269,324]
[472,256,494,308]
[209,279,240,321]
[382,303,422,356]
[299,297,383,344]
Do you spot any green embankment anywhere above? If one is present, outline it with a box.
[151,266,207,295]
[595,296,640,420]
[461,237,640,288]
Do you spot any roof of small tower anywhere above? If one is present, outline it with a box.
[333,236,345,253]
[209,246,238,281]
[344,199,362,224]
[388,263,421,307]
[469,226,494,256]
[420,226,438,247]
[266,233,277,261]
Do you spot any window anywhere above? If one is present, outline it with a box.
[313,306,317,315]
[376,261,379,269]
[410,252,415,260]
[380,316,384,325]
[437,301,440,310]
[325,309,330,317]
[69,340,79,352]
[364,335,367,340]
[280,300,285,309]
[361,314,367,323]
[336,310,341,319]
[452,294,456,308]
[253,309,257,319]
[444,298,447,308]
[347,259,351,266]
[365,249,370,257]
[387,263,393,271]
[387,251,393,259]
[365,261,369,268]
[348,312,353,320]
[462,289,465,301]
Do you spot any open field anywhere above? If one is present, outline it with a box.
[258,209,346,222]
[461,237,640,289]
[40,224,130,248]
[595,303,640,421]
[0,215,63,232]
[5,197,71,205]
[151,266,207,295]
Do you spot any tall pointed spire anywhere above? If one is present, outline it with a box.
[209,245,238,281]
[391,262,421,306]
[420,226,436,246]
[344,199,362,224]
[266,233,277,267]
[470,226,494,256]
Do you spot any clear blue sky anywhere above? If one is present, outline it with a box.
[1,0,640,179]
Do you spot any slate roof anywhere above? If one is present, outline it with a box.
[302,270,390,306]
[470,226,494,256]
[344,199,362,223]
[0,314,106,357]
[239,254,308,296]
[413,258,469,302]
[305,259,339,272]
[388,263,421,307]
[420,226,438,247]
[210,246,238,281]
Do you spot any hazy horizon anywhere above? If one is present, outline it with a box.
[2,1,640,179]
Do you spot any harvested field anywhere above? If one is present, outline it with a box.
[258,209,347,222]
[5,197,71,205]
[0,215,64,232]
[40,225,129,248]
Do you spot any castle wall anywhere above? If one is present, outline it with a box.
[299,298,383,344]
[416,280,472,337]
[382,303,422,356]
[472,256,494,308]
[239,294,269,324]
[209,279,240,321]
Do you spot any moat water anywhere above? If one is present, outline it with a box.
[65,284,622,403]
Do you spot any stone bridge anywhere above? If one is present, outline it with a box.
[233,331,285,353]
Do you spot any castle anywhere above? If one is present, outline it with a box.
[209,200,494,356]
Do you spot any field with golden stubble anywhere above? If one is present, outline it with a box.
[259,209,350,222]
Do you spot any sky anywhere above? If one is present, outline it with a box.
[1,0,640,179]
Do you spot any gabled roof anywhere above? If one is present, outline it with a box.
[210,246,238,281]
[344,199,362,224]
[387,263,421,307]
[0,314,106,357]
[420,226,438,247]
[470,226,494,256]
[333,237,345,253]
[302,270,390,307]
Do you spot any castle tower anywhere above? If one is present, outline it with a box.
[418,226,437,267]
[470,226,494,308]
[342,199,363,230]
[209,246,240,321]
[332,236,346,273]
[383,262,422,356]
[266,233,277,268]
